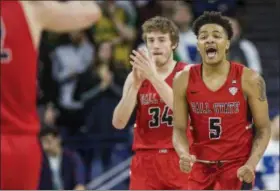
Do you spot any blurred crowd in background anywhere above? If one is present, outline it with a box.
[36,0,279,190]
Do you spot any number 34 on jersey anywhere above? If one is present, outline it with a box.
[148,105,173,128]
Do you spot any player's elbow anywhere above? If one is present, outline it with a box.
[112,117,126,130]
[254,121,272,138]
[173,125,187,135]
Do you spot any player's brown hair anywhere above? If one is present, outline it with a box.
[141,16,179,49]
[192,11,233,40]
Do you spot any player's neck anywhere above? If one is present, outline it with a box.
[202,59,230,77]
[156,56,176,74]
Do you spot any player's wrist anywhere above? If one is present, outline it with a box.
[129,83,141,93]
[148,72,160,84]
[178,150,191,158]
[245,159,258,170]
[131,82,141,90]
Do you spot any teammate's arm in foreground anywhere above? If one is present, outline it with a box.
[33,1,101,32]
[130,49,174,109]
[237,68,271,183]
[112,68,144,129]
[172,69,196,173]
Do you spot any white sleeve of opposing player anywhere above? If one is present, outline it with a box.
[240,39,263,74]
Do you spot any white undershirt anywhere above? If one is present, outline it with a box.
[48,155,63,190]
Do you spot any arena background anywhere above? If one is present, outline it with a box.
[34,0,279,190]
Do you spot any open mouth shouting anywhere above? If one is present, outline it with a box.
[206,47,218,59]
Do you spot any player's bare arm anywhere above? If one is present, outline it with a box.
[112,69,143,129]
[172,70,189,155]
[33,1,101,32]
[237,68,271,183]
[172,68,196,173]
[130,49,174,110]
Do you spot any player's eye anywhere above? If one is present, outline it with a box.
[199,36,206,40]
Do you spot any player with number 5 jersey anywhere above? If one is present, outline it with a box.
[1,1,101,189]
[113,16,191,190]
[173,12,271,190]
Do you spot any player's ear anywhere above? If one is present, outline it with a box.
[226,40,230,51]
[172,42,178,50]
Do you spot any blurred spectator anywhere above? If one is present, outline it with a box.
[172,1,200,63]
[255,109,279,190]
[39,127,86,190]
[91,0,136,69]
[74,41,129,181]
[115,0,137,22]
[157,0,176,19]
[48,30,94,133]
[133,0,176,48]
[227,17,263,73]
[191,0,244,18]
[37,34,61,127]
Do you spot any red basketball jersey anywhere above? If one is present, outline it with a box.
[186,62,253,161]
[1,1,39,135]
[132,62,189,150]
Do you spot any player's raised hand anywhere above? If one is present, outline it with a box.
[129,49,157,80]
[237,164,255,183]
[179,153,196,173]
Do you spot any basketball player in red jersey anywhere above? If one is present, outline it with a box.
[1,1,101,189]
[172,12,271,190]
[112,16,190,189]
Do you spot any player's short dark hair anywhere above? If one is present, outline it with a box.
[39,127,59,138]
[192,11,233,40]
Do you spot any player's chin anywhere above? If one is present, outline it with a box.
[205,57,221,65]
[155,59,167,67]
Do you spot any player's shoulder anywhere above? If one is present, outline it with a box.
[173,64,195,88]
[174,61,188,73]
[175,63,198,78]
[241,65,265,96]
[177,61,188,67]
[241,66,264,86]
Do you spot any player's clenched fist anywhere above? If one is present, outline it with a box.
[237,164,255,183]
[179,154,196,173]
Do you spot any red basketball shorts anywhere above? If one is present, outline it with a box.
[188,158,254,190]
[0,135,42,190]
[129,149,189,190]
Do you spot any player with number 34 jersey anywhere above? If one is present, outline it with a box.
[133,61,187,150]
[113,17,191,190]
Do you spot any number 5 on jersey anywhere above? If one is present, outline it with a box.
[149,105,173,128]
[1,17,12,63]
[209,117,222,139]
